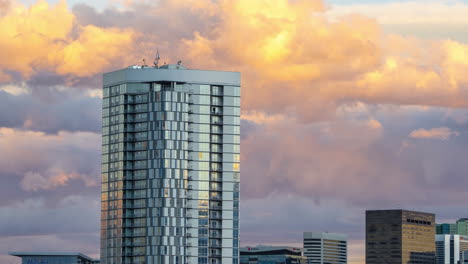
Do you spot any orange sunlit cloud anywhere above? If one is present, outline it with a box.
[0,0,136,81]
[174,0,468,121]
[2,0,468,118]
[409,127,460,140]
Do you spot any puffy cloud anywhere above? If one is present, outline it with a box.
[0,0,136,82]
[240,107,468,206]
[21,170,97,192]
[171,0,468,121]
[409,127,460,140]
[0,82,29,95]
[0,128,100,193]
[2,0,468,118]
[367,119,382,129]
[241,111,286,125]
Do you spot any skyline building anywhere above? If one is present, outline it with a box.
[461,251,468,263]
[366,209,436,264]
[9,252,100,264]
[240,246,306,264]
[435,234,468,264]
[101,64,241,264]
[303,232,347,264]
[437,219,468,236]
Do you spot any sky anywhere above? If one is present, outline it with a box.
[1,0,468,263]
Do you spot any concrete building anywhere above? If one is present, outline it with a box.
[240,246,306,264]
[437,219,468,236]
[303,232,347,264]
[366,209,436,264]
[101,64,241,264]
[435,235,468,264]
[9,252,100,264]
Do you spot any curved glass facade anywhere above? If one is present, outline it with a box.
[101,67,240,264]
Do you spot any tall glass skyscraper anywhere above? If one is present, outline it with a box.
[101,64,241,264]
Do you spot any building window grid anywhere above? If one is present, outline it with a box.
[102,83,240,264]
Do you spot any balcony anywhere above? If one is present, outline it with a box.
[134,124,148,132]
[210,166,222,172]
[210,214,222,219]
[124,213,147,218]
[210,138,222,144]
[125,116,135,123]
[135,98,149,104]
[210,146,222,153]
[211,89,223,96]
[209,231,221,238]
[211,128,223,134]
[123,241,146,247]
[210,196,222,201]
[123,221,146,228]
[211,98,222,106]
[210,223,222,229]
[210,241,222,248]
[125,193,146,199]
[210,205,222,210]
[123,231,146,237]
[210,186,222,192]
[210,176,222,182]
[134,153,147,160]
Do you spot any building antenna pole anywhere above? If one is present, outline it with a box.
[154,49,160,68]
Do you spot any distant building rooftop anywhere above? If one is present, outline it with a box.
[9,252,100,263]
[303,231,348,241]
[104,64,240,87]
[240,245,302,256]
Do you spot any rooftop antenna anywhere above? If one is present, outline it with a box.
[142,58,147,67]
[154,49,160,68]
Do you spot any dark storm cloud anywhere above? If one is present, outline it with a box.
[0,90,101,134]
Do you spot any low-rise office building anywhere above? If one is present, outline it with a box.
[303,232,347,264]
[9,252,100,264]
[240,245,307,264]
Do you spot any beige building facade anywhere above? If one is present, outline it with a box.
[366,209,435,264]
